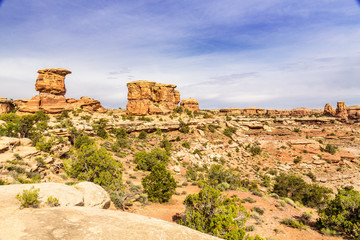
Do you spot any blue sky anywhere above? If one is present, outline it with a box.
[0,0,359,109]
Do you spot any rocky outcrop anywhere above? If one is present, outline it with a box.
[19,68,106,114]
[126,80,180,115]
[336,101,348,119]
[181,98,199,111]
[347,105,360,119]
[220,107,321,117]
[324,103,336,116]
[0,97,14,115]
[35,68,71,95]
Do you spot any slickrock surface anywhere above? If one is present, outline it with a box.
[126,80,180,115]
[0,207,219,240]
[180,98,199,111]
[0,97,14,115]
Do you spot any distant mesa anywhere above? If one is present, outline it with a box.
[18,68,106,114]
[180,98,199,112]
[126,80,180,115]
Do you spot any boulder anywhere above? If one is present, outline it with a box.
[74,182,111,209]
[0,207,220,240]
[35,68,71,95]
[180,98,199,111]
[126,80,180,115]
[0,97,14,115]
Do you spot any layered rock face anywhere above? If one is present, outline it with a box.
[35,68,71,95]
[180,98,199,111]
[126,80,180,115]
[0,97,14,115]
[19,68,106,114]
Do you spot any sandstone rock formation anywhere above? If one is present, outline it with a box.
[336,101,348,119]
[181,98,199,111]
[0,97,14,115]
[35,68,71,95]
[126,80,180,115]
[324,103,336,116]
[347,105,360,119]
[19,68,106,114]
[220,107,322,117]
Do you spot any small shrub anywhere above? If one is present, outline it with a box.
[293,156,302,164]
[182,141,190,149]
[138,130,147,139]
[46,196,60,207]
[16,186,41,208]
[281,218,306,230]
[223,126,237,138]
[321,144,338,155]
[252,207,265,215]
[242,197,256,203]
[179,121,190,134]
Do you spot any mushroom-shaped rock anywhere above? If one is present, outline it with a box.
[180,98,199,111]
[35,68,72,95]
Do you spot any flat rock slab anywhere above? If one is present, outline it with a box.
[0,207,220,240]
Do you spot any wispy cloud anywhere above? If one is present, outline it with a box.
[0,0,359,109]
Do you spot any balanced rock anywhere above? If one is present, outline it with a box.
[126,80,180,115]
[336,101,348,119]
[181,98,199,111]
[0,97,14,115]
[324,103,336,116]
[35,68,71,95]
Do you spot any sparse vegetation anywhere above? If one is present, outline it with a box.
[16,186,41,208]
